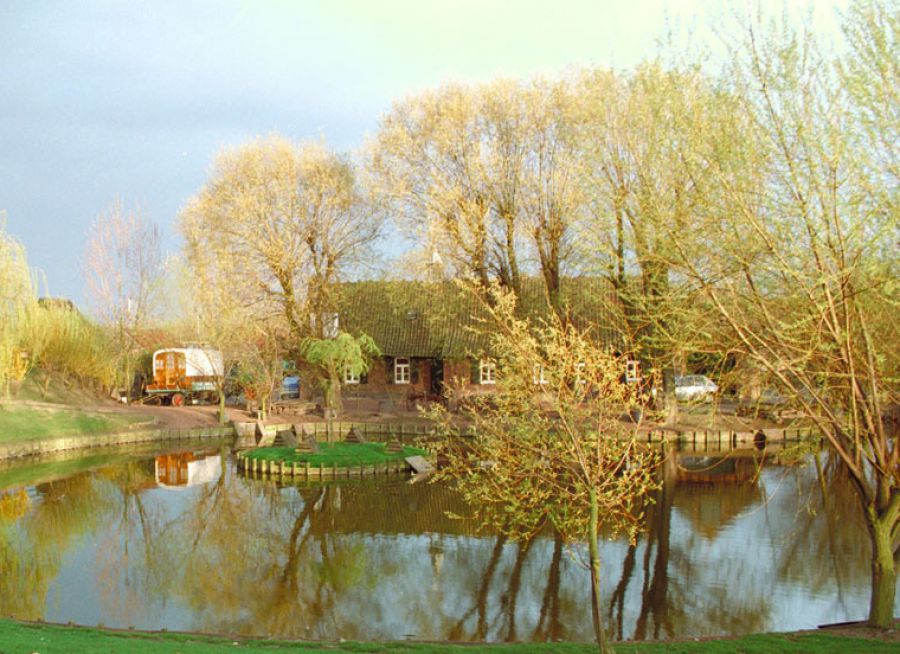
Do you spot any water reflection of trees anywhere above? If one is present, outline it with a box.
[0,472,116,620]
[1,447,890,641]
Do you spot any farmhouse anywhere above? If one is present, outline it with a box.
[327,278,625,410]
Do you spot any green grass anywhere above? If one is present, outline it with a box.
[0,620,895,654]
[0,405,147,445]
[244,442,428,467]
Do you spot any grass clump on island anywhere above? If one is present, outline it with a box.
[244,441,428,468]
[0,620,898,654]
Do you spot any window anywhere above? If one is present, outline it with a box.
[394,357,411,384]
[532,364,547,385]
[322,313,339,338]
[479,359,496,385]
[311,313,340,338]
[344,365,360,385]
[575,361,586,384]
[626,360,640,383]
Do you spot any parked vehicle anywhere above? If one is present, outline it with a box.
[674,375,718,401]
[281,375,300,399]
[145,346,223,407]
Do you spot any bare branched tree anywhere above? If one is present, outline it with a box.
[84,199,163,398]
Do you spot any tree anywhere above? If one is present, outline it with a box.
[233,322,287,422]
[0,215,35,397]
[431,286,659,653]
[574,65,741,411]
[667,3,899,627]
[303,332,379,419]
[369,79,582,317]
[84,199,163,399]
[179,135,383,343]
[175,247,249,425]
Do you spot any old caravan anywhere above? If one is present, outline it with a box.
[145,346,223,406]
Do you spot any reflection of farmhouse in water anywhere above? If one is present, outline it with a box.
[671,450,765,540]
[154,451,221,488]
[676,453,761,484]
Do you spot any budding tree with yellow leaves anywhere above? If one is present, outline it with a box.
[180,135,383,345]
[369,78,583,318]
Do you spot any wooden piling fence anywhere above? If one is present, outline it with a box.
[236,449,414,479]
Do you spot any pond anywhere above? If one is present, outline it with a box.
[0,440,896,643]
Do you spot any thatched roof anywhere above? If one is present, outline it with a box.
[335,277,624,359]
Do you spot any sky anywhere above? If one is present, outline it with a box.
[0,0,846,309]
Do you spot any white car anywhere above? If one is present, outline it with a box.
[674,375,719,401]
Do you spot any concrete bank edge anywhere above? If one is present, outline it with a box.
[0,425,237,461]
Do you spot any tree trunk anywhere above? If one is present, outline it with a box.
[866,509,897,628]
[589,489,615,654]
[217,390,227,425]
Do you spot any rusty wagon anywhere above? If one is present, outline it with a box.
[144,346,223,407]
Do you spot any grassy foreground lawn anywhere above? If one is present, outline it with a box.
[0,620,896,654]
[245,442,428,467]
[0,405,147,444]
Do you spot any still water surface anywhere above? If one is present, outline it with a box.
[0,441,896,642]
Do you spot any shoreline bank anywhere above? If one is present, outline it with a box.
[0,617,896,654]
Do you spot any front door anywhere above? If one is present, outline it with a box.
[429,359,444,398]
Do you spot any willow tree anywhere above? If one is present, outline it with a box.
[303,331,379,419]
[179,135,383,342]
[668,3,899,627]
[0,215,35,396]
[369,79,582,317]
[432,287,659,654]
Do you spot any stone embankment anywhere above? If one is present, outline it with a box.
[0,425,236,461]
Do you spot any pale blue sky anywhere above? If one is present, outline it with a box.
[0,0,844,307]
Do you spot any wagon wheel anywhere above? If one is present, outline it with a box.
[171,393,185,408]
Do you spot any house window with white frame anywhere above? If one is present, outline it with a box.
[532,364,547,385]
[310,312,340,338]
[575,361,586,384]
[625,360,640,383]
[479,359,496,385]
[394,357,411,384]
[344,364,360,385]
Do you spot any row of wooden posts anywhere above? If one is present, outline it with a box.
[643,426,817,447]
[235,451,413,479]
[252,421,816,445]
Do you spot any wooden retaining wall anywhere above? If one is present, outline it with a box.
[640,426,818,447]
[0,425,236,461]
[292,421,445,441]
[235,420,817,447]
[235,451,413,479]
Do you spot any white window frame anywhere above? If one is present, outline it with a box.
[322,313,339,339]
[532,364,547,385]
[343,365,360,385]
[479,359,496,385]
[394,357,411,384]
[626,360,640,383]
[575,361,586,384]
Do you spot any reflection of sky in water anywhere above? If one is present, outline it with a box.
[1,446,897,642]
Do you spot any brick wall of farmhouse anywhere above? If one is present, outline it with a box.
[350,357,487,396]
[298,356,493,409]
